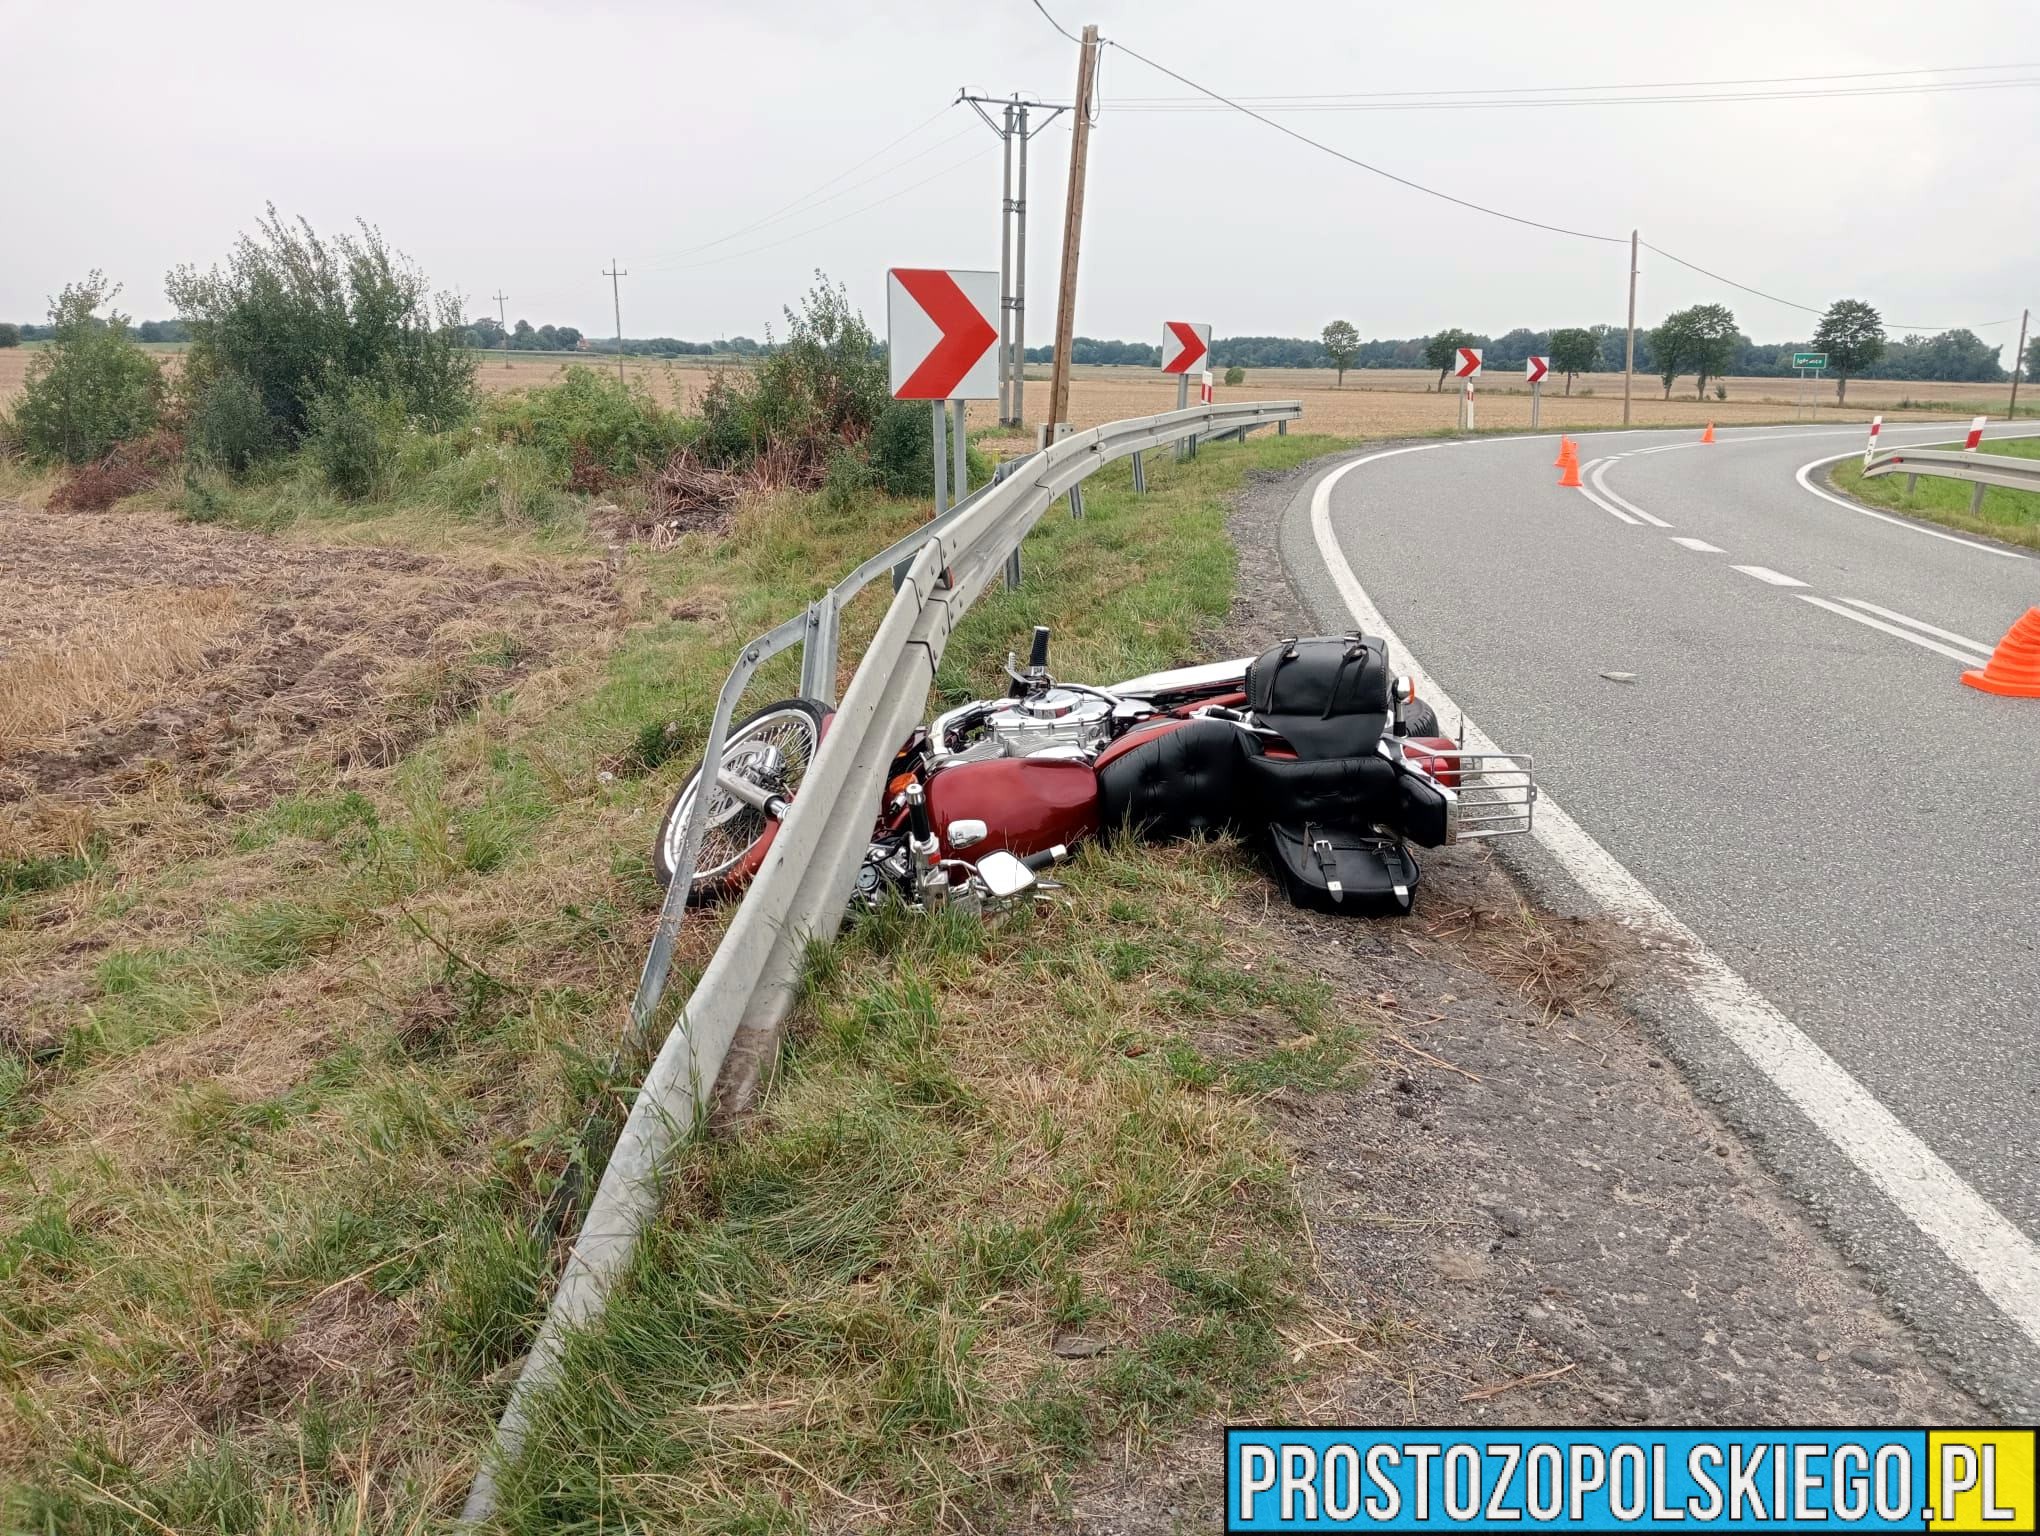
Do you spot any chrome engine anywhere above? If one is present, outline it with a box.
[930,687,1123,765]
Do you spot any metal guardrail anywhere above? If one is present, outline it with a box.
[460,397,1302,1519]
[1862,445,2040,507]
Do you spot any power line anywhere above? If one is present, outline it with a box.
[640,102,960,265]
[1640,241,2015,332]
[1102,35,1624,245]
[1031,0,1080,44]
[638,122,978,271]
[654,143,997,274]
[1093,27,2014,331]
[1104,78,2040,112]
[1106,60,2040,103]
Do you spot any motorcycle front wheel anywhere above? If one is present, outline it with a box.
[651,697,828,898]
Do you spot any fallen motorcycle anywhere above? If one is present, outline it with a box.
[653,628,1534,916]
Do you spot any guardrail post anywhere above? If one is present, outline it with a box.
[797,601,829,701]
[1131,449,1145,493]
[1004,546,1022,590]
[1971,482,1987,516]
[1906,474,1918,494]
[1278,419,1287,436]
[1068,482,1085,519]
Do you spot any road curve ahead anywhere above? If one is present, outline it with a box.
[1281,420,2040,1414]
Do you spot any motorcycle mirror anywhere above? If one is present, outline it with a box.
[974,850,1037,900]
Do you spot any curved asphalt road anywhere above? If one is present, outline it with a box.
[1281,419,2040,1414]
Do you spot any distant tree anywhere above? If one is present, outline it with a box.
[1423,328,1473,391]
[1874,329,2003,383]
[1652,312,1692,399]
[1224,365,1245,386]
[1320,320,1360,386]
[12,273,163,463]
[554,325,583,350]
[511,319,537,349]
[2026,332,2040,389]
[1548,328,1598,395]
[1812,299,1885,404]
[1683,304,1738,401]
[1488,327,1543,367]
[0,322,18,348]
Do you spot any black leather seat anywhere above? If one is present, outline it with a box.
[1096,718,1247,841]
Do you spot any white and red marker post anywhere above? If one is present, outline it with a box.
[1963,415,1987,452]
[1199,370,1214,406]
[887,267,1000,514]
[1526,355,1550,429]
[1455,347,1483,430]
[1863,414,1883,467]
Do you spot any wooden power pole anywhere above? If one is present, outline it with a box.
[2010,307,2031,421]
[1622,230,1637,427]
[1047,24,1099,433]
[603,258,629,385]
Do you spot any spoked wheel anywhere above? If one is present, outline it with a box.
[652,698,828,899]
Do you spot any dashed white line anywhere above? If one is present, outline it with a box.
[1311,447,2040,1356]
[1671,537,1725,553]
[1798,596,1994,666]
[1837,598,1995,658]
[1730,564,1808,587]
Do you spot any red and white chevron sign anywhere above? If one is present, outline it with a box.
[1455,347,1483,379]
[1161,321,1211,375]
[887,268,999,400]
[1525,355,1549,384]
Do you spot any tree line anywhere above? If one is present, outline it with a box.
[1015,313,2019,393]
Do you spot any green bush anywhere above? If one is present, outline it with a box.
[305,381,404,498]
[821,445,875,513]
[0,322,20,348]
[1224,365,1245,386]
[484,366,689,481]
[166,206,474,445]
[695,275,887,470]
[186,373,276,476]
[866,400,990,499]
[10,274,163,464]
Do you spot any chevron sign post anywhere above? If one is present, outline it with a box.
[888,268,999,514]
[1526,354,1549,427]
[1161,321,1214,458]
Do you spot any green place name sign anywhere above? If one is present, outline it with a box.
[1793,351,1829,369]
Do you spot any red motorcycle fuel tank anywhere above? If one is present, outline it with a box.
[926,757,1101,860]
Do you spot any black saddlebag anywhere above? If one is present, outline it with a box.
[1264,822,1419,915]
[1243,635,1390,759]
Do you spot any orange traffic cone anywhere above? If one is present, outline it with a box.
[1558,453,1582,488]
[1960,607,2040,698]
[1553,436,1575,467]
[1700,422,1716,444]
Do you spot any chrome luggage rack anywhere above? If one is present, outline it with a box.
[1423,748,1537,842]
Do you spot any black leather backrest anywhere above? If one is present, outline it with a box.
[1244,635,1390,758]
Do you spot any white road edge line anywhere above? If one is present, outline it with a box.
[1837,598,1996,657]
[1730,565,1809,587]
[1670,537,1725,553]
[1798,596,1993,667]
[1794,452,2029,560]
[1588,460,1673,527]
[1311,448,2040,1353]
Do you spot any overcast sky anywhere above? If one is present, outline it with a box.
[7,0,2037,350]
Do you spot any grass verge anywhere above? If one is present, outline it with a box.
[2,430,1358,1532]
[1828,435,2040,551]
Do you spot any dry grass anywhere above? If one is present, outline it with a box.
[0,587,245,751]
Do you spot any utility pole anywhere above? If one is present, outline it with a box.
[2010,307,2030,420]
[1622,230,1637,427]
[959,90,1069,428]
[602,258,628,386]
[492,289,510,369]
[1047,25,1100,433]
